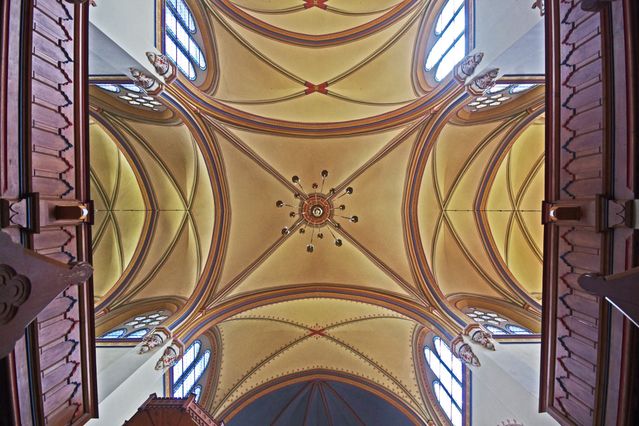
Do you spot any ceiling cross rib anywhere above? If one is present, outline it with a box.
[304,0,327,10]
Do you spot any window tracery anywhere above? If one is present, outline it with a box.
[425,0,467,81]
[100,328,127,339]
[424,337,464,426]
[98,310,170,340]
[95,83,165,111]
[171,340,211,399]
[467,83,539,111]
[164,0,206,80]
[465,307,533,335]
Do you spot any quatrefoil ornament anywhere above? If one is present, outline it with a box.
[0,265,31,324]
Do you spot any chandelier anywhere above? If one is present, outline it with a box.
[276,170,358,253]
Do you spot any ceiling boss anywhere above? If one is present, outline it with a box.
[276,170,357,253]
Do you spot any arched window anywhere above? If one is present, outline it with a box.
[164,0,206,80]
[96,83,120,93]
[425,0,467,81]
[98,309,171,340]
[125,329,150,339]
[505,324,533,335]
[465,307,534,335]
[468,83,539,111]
[172,340,211,398]
[424,337,464,426]
[94,83,165,111]
[101,328,127,339]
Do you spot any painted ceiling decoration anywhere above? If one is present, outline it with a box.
[90,0,544,423]
[275,170,358,253]
[89,87,218,324]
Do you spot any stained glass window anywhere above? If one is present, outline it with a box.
[172,340,211,399]
[468,83,539,111]
[425,0,466,81]
[164,0,206,80]
[125,329,150,339]
[98,310,170,340]
[95,83,164,111]
[100,328,127,339]
[425,337,464,426]
[465,307,533,335]
[96,84,120,93]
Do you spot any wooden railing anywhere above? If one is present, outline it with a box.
[541,0,638,424]
[0,0,96,424]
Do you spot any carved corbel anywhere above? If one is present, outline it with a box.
[139,327,171,354]
[146,52,177,84]
[155,339,184,370]
[464,324,495,350]
[0,193,39,232]
[531,0,545,16]
[466,68,499,96]
[129,68,163,96]
[454,52,484,82]
[451,335,481,367]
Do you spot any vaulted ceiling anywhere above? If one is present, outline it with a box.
[90,0,544,423]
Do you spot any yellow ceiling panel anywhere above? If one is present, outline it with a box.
[505,121,545,198]
[219,7,417,85]
[214,328,421,419]
[344,129,419,289]
[125,121,199,206]
[329,21,421,104]
[218,89,401,123]
[132,212,201,301]
[505,214,543,296]
[432,121,503,202]
[214,318,309,408]
[222,225,417,300]
[189,153,217,274]
[432,218,504,299]
[92,220,123,298]
[327,317,421,402]
[227,0,302,10]
[89,122,121,200]
[232,298,408,327]
[210,15,299,102]
[212,129,297,296]
[229,126,406,192]
[241,8,387,35]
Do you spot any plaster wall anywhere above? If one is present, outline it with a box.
[472,0,544,77]
[89,343,168,425]
[89,0,160,77]
[471,342,558,426]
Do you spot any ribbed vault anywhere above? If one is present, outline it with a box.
[89,0,545,424]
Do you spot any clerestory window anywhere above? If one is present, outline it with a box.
[425,0,467,81]
[164,0,207,81]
